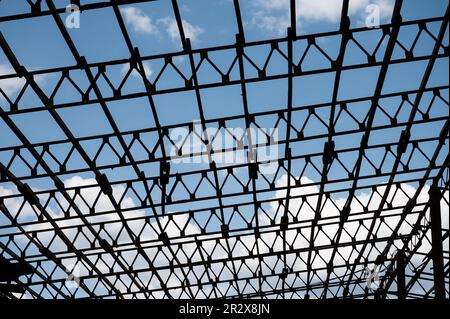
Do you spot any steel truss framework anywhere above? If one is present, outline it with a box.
[0,0,448,299]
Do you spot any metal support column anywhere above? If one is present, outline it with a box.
[429,186,445,299]
[396,250,406,299]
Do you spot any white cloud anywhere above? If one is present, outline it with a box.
[182,20,204,42]
[250,0,395,35]
[3,173,448,298]
[0,64,52,98]
[0,186,30,219]
[158,17,204,44]
[120,61,152,79]
[0,64,25,96]
[264,175,449,284]
[119,7,204,46]
[251,12,290,36]
[120,7,203,44]
[0,185,58,221]
[120,6,159,35]
[173,56,186,64]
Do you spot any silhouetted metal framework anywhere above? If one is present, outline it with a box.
[0,0,448,299]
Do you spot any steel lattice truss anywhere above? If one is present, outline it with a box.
[0,0,448,299]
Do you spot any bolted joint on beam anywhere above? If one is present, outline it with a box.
[340,205,351,225]
[17,183,40,206]
[99,239,114,254]
[95,172,113,196]
[221,224,229,238]
[248,162,259,179]
[159,161,171,185]
[323,141,335,165]
[159,232,170,245]
[397,129,410,154]
[280,267,290,279]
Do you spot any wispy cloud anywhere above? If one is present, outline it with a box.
[119,7,204,44]
[0,63,51,97]
[250,0,395,35]
[298,0,394,22]
[0,63,25,96]
[120,6,159,35]
[250,12,290,36]
[120,61,152,79]
[158,17,204,44]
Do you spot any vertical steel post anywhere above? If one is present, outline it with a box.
[396,250,406,299]
[429,186,445,299]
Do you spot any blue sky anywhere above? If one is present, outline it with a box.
[0,0,448,299]
[0,0,447,170]
[0,0,447,191]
